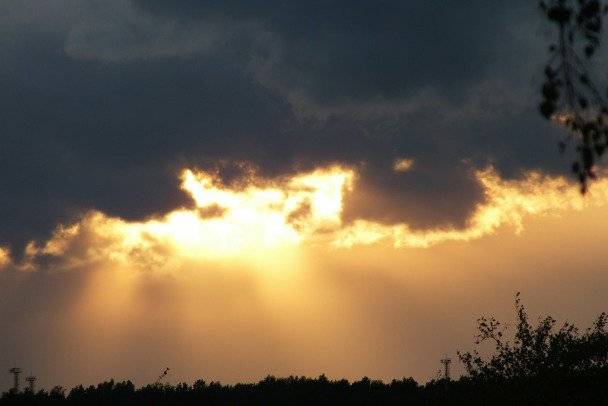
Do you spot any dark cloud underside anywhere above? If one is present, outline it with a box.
[0,0,567,257]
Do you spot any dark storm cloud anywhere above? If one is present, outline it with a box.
[0,0,565,258]
[131,1,540,107]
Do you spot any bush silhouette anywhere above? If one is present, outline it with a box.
[458,292,608,404]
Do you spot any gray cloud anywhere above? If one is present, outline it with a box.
[63,0,231,62]
[0,0,571,258]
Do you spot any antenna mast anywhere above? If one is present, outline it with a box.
[440,357,452,380]
[26,374,36,392]
[9,367,22,392]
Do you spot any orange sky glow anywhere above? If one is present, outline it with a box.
[1,164,608,390]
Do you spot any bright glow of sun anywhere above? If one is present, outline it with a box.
[15,165,354,272]
[178,166,354,252]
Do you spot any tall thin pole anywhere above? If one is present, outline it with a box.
[9,367,22,392]
[440,357,451,380]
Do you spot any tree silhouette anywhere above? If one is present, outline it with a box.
[459,292,608,379]
[537,0,608,192]
[458,292,608,404]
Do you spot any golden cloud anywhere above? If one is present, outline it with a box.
[4,163,608,274]
[0,247,10,268]
[393,158,414,172]
[7,165,353,273]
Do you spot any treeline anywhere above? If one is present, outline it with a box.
[3,294,608,405]
[1,376,417,406]
[2,371,608,406]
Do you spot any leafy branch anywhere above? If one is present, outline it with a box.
[538,0,608,192]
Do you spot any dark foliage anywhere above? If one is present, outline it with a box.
[538,0,608,192]
[458,292,608,405]
[0,376,425,406]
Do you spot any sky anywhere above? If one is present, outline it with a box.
[2,0,608,392]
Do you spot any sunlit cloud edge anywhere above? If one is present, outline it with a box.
[1,164,607,274]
